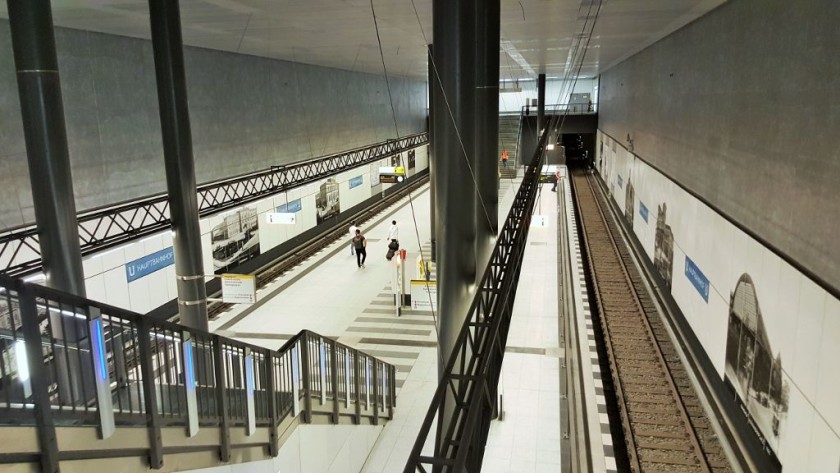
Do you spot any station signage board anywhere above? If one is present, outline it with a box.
[266,212,296,225]
[221,273,257,304]
[410,280,437,311]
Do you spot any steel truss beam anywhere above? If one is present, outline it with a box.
[0,133,427,277]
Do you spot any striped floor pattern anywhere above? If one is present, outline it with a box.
[346,241,437,391]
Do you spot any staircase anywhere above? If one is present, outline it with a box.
[0,275,395,472]
[498,114,520,179]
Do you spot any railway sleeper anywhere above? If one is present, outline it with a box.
[628,414,684,427]
[636,438,694,452]
[626,403,681,415]
[639,451,703,467]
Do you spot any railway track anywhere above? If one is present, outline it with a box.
[572,171,732,473]
[206,175,429,319]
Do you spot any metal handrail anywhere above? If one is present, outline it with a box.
[0,274,396,471]
[404,129,548,472]
[0,133,428,278]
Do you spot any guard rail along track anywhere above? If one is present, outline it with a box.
[403,129,548,472]
[206,173,428,319]
[571,170,733,473]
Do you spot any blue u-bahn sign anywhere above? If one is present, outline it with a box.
[125,247,175,282]
[277,199,302,213]
[349,175,364,189]
[684,256,710,302]
[639,201,649,223]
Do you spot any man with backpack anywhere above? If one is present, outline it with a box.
[352,229,367,268]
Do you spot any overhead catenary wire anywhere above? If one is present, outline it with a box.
[369,0,443,364]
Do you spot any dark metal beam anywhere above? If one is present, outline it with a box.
[6,0,85,296]
[433,0,478,459]
[428,44,437,262]
[474,0,501,274]
[537,73,546,136]
[148,0,207,330]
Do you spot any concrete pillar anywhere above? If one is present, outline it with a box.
[148,0,209,330]
[474,0,501,274]
[7,0,85,296]
[433,0,478,452]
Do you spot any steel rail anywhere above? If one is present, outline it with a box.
[573,170,712,472]
[206,174,429,318]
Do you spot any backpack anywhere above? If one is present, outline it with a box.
[386,248,396,261]
[388,240,399,251]
[353,236,365,250]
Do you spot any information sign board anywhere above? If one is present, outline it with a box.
[266,212,296,225]
[222,274,257,304]
[410,280,437,311]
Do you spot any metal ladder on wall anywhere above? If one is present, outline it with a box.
[0,275,396,472]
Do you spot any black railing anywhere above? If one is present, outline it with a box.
[0,274,395,471]
[404,130,548,472]
[0,133,428,278]
[499,102,597,116]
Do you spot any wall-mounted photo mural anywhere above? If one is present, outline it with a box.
[625,179,635,227]
[654,203,674,286]
[315,177,341,225]
[212,205,260,272]
[724,274,789,457]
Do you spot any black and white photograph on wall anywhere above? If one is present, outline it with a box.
[654,203,674,286]
[316,177,340,225]
[390,153,400,167]
[408,149,416,169]
[211,205,260,272]
[724,274,788,457]
[625,180,635,227]
[370,163,381,187]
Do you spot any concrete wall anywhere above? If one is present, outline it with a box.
[597,131,840,472]
[597,0,840,292]
[0,20,427,229]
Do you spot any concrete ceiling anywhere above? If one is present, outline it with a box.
[1,0,725,80]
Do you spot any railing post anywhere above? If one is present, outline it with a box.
[244,348,256,436]
[330,341,340,424]
[389,365,396,418]
[299,333,313,423]
[18,283,60,473]
[181,332,199,438]
[319,339,327,405]
[212,336,231,462]
[88,307,115,439]
[344,352,351,409]
[353,354,362,424]
[266,350,279,457]
[371,360,379,425]
[135,316,163,469]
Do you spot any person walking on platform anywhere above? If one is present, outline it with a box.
[552,169,561,192]
[348,221,358,255]
[353,229,367,268]
[388,220,399,247]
